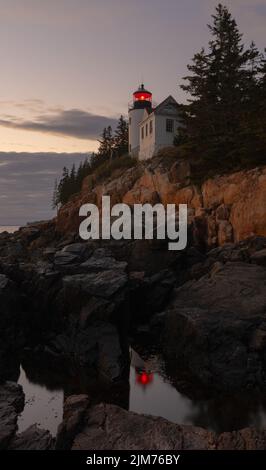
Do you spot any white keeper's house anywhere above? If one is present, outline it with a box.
[128,84,182,160]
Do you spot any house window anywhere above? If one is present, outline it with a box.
[149,120,153,134]
[146,123,148,137]
[141,127,144,139]
[166,119,174,133]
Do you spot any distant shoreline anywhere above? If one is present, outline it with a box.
[0,226,20,233]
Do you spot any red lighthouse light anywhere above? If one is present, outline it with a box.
[133,91,152,103]
[132,84,152,109]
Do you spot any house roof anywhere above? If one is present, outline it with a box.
[139,95,180,126]
[153,95,180,114]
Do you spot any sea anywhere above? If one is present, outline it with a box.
[0,226,20,234]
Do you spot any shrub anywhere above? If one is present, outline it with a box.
[93,155,138,184]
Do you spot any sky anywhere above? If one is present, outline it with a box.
[0,0,265,224]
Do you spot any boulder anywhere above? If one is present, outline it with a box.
[48,323,124,381]
[62,243,89,256]
[79,297,116,327]
[73,323,124,380]
[0,274,17,316]
[217,428,266,450]
[170,262,266,317]
[0,277,21,381]
[9,425,54,450]
[63,270,127,299]
[72,403,215,450]
[80,255,127,273]
[56,395,89,450]
[0,404,18,450]
[0,382,24,412]
[0,382,25,450]
[69,402,266,450]
[54,251,81,273]
[251,249,266,266]
[162,262,266,391]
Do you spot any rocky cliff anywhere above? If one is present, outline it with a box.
[56,152,266,249]
[1,152,266,450]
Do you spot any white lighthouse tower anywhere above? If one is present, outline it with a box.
[128,84,152,158]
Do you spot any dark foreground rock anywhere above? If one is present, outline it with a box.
[9,425,54,450]
[56,397,266,451]
[72,403,214,450]
[162,261,266,391]
[56,394,90,450]
[0,381,53,450]
[49,322,124,381]
[0,404,19,450]
[0,381,24,411]
[0,275,22,381]
[0,382,24,450]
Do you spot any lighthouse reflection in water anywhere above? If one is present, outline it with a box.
[129,348,193,425]
[130,349,154,389]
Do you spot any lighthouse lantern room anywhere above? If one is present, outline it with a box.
[133,84,152,109]
[129,84,153,157]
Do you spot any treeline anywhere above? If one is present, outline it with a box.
[52,115,128,208]
[175,3,266,173]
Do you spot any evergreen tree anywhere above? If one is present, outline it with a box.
[76,161,83,188]
[249,48,266,158]
[179,3,263,165]
[98,126,114,161]
[69,164,77,195]
[113,115,128,158]
[54,116,129,208]
[52,179,59,212]
[57,166,70,205]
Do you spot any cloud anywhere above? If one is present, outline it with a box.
[0,152,89,225]
[0,108,118,141]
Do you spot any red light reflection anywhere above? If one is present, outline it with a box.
[136,370,154,387]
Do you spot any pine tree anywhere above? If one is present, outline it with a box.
[180,48,214,140]
[98,126,114,161]
[57,166,70,205]
[69,164,77,195]
[52,179,59,212]
[113,115,128,158]
[250,49,266,159]
[106,125,114,160]
[179,3,263,165]
[53,116,129,208]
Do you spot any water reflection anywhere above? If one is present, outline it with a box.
[131,348,154,388]
[14,348,266,437]
[18,367,63,436]
[129,348,266,432]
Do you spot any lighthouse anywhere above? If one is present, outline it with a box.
[128,84,152,158]
[128,84,181,160]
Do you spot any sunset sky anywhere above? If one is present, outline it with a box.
[0,0,265,225]
[0,0,265,153]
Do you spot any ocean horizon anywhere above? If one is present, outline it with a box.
[0,226,20,233]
